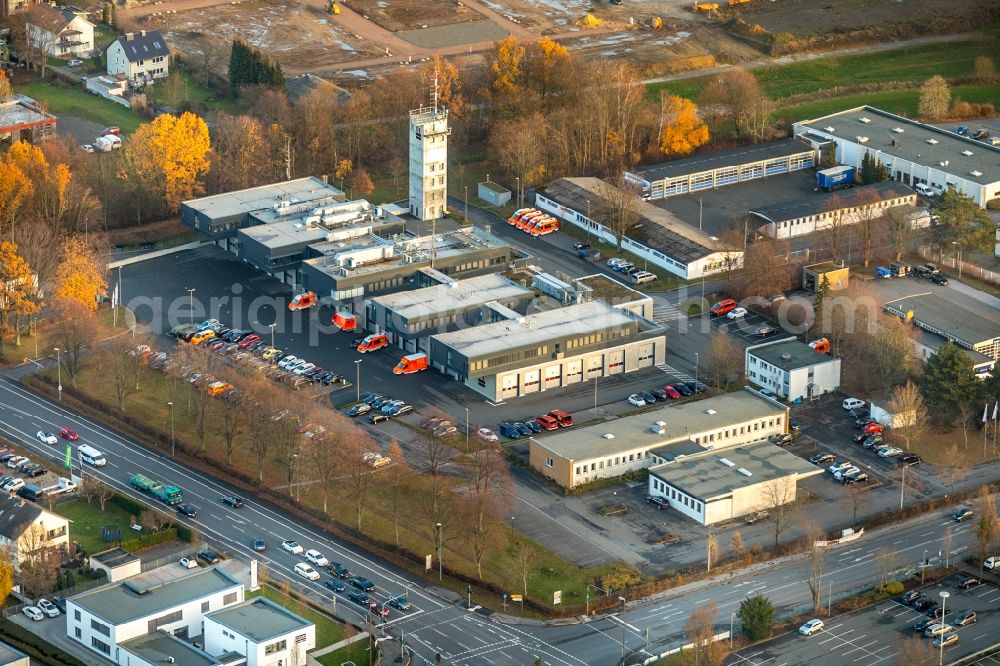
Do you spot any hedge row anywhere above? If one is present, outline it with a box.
[121,528,176,553]
[109,493,146,517]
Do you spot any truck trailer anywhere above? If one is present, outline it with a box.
[816,166,855,191]
[130,473,183,505]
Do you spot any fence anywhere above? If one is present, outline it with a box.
[917,245,1000,287]
[3,578,106,619]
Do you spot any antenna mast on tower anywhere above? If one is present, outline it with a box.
[432,68,439,113]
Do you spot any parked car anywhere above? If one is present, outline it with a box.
[22,607,44,621]
[37,599,60,617]
[500,423,521,439]
[726,307,748,319]
[196,549,221,564]
[179,557,198,569]
[809,453,835,465]
[901,591,923,604]
[67,58,83,67]
[984,556,999,570]
[477,427,498,442]
[955,610,977,626]
[912,617,936,632]
[933,632,958,648]
[663,386,682,400]
[523,419,543,433]
[899,454,922,467]
[675,383,693,397]
[640,391,658,405]
[798,619,824,636]
[877,446,903,458]
[646,495,669,509]
[842,398,865,411]
[650,389,668,402]
[512,422,532,436]
[953,508,974,522]
[368,414,389,424]
[710,299,737,316]
[744,510,770,525]
[389,404,413,417]
[348,403,371,417]
[956,577,980,590]
[923,623,953,638]
[628,394,646,407]
[929,273,949,285]
[841,470,868,484]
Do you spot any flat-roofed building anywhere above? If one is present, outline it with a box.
[205,597,316,666]
[536,177,742,279]
[746,338,842,402]
[648,441,823,525]
[89,547,141,582]
[750,181,918,239]
[793,106,1000,207]
[363,273,535,353]
[118,631,242,666]
[302,227,514,303]
[624,137,818,201]
[573,274,654,319]
[430,300,665,402]
[179,177,345,251]
[529,388,788,488]
[0,641,28,666]
[883,292,1000,363]
[0,94,56,149]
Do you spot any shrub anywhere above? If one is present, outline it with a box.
[121,528,176,553]
[884,581,904,595]
[739,594,776,641]
[109,493,145,517]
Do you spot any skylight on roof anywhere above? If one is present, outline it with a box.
[970,170,983,178]
[926,139,939,145]
[859,117,871,123]
[823,126,836,132]
[892,127,905,133]
[961,150,974,156]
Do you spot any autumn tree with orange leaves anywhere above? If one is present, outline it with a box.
[53,235,107,312]
[659,94,709,157]
[123,112,211,214]
[484,35,526,119]
[0,242,39,359]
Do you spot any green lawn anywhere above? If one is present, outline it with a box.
[775,84,1000,124]
[56,497,136,554]
[248,585,346,649]
[316,643,373,666]
[17,81,141,134]
[646,38,1000,102]
[147,69,236,114]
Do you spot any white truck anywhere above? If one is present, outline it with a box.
[94,134,122,152]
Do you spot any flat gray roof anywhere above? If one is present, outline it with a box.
[748,339,839,372]
[0,640,27,664]
[181,177,343,220]
[207,596,312,643]
[883,292,1000,346]
[750,181,915,224]
[0,95,56,129]
[371,273,533,320]
[532,389,786,462]
[796,107,1000,186]
[541,177,729,264]
[576,274,647,305]
[239,218,331,249]
[650,441,823,501]
[119,632,222,666]
[91,547,140,568]
[70,567,241,626]
[432,300,633,360]
[630,137,814,183]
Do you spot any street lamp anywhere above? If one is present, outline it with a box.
[938,591,950,666]
[618,596,627,664]
[464,185,468,224]
[730,612,735,647]
[268,322,277,348]
[922,549,928,585]
[510,515,515,539]
[586,199,592,241]
[292,453,299,500]
[54,347,62,402]
[435,523,443,581]
[167,401,175,456]
[593,375,599,417]
[354,359,362,402]
[694,352,699,381]
[185,288,196,323]
[465,407,470,452]
[515,176,521,209]
[951,241,963,277]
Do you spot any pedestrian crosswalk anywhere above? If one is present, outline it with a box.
[651,302,684,325]
[655,363,695,383]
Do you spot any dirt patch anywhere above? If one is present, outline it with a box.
[396,19,509,48]
[141,0,381,72]
[346,0,482,31]
[737,0,985,36]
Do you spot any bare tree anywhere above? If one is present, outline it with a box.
[685,600,726,666]
[93,480,113,511]
[462,445,513,579]
[598,177,642,251]
[50,299,98,388]
[340,439,374,531]
[99,336,142,411]
[305,431,343,515]
[698,68,772,142]
[507,540,536,599]
[383,440,409,548]
[886,381,928,451]
[17,522,64,597]
[704,331,742,389]
[759,478,798,547]
[139,509,172,533]
[840,481,868,527]
[975,487,997,570]
[885,206,917,261]
[417,430,451,542]
[706,532,719,572]
[730,532,746,560]
[850,190,885,268]
[215,388,244,466]
[804,521,825,612]
[875,547,898,589]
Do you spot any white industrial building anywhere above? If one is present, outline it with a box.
[794,106,1000,207]
[745,338,842,402]
[408,103,450,221]
[648,441,822,525]
[204,597,315,666]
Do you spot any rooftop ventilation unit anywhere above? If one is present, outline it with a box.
[651,425,666,435]
[705,409,717,415]
[926,138,939,145]
[939,161,949,167]
[892,127,905,133]
[823,126,836,133]
[737,468,753,477]
[781,353,792,360]
[970,170,983,177]
[857,136,869,144]
[962,150,974,156]
[719,458,735,467]
[859,117,871,123]
[603,433,615,440]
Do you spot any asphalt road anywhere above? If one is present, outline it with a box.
[0,369,991,665]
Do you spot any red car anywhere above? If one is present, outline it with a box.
[59,427,79,441]
[101,126,121,136]
[237,334,261,348]
[863,422,884,434]
[710,299,737,316]
[535,415,559,431]
[663,386,681,400]
[368,601,389,618]
[548,409,573,427]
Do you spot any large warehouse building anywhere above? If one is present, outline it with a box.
[883,292,1000,365]
[529,389,789,489]
[536,177,742,280]
[429,300,665,402]
[623,138,818,201]
[794,106,1000,207]
[749,181,918,240]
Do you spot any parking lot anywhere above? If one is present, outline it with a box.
[728,574,1000,665]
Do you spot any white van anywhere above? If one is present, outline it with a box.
[629,271,657,285]
[78,444,107,467]
[914,183,935,197]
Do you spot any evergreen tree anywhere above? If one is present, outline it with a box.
[739,594,776,641]
[930,186,994,256]
[228,39,284,96]
[920,342,983,426]
[860,153,890,185]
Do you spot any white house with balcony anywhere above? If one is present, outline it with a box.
[26,5,94,57]
[106,30,169,84]
[0,495,68,568]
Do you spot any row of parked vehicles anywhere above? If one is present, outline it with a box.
[606,257,657,285]
[507,208,561,237]
[347,392,414,424]
[280,539,409,618]
[499,410,574,440]
[628,381,707,408]
[849,405,923,467]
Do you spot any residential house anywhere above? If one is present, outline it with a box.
[0,494,69,567]
[204,597,316,666]
[106,30,168,84]
[26,4,94,57]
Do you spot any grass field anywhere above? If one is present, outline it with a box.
[57,497,136,554]
[247,585,346,648]
[774,84,1000,124]
[645,38,1000,110]
[17,81,141,134]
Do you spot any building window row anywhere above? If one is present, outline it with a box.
[650,478,703,513]
[265,639,288,655]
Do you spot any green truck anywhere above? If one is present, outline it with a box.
[129,473,183,505]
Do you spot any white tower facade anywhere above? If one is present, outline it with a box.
[408,103,450,222]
